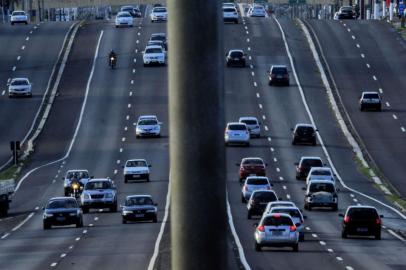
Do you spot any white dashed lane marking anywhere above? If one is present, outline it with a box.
[279,176,284,181]
[393,114,398,120]
[312,233,318,238]
[356,44,360,48]
[256,93,260,98]
[366,63,370,68]
[373,75,377,81]
[386,102,390,107]
[327,248,334,253]
[60,253,66,258]
[351,35,355,39]
[50,263,57,267]
[262,115,266,120]
[12,66,16,71]
[361,53,365,58]
[253,82,257,87]
[2,91,5,96]
[319,241,326,246]
[25,37,29,41]
[21,45,25,50]
[264,126,268,131]
[401,127,405,132]
[336,257,343,261]
[258,104,263,109]
[17,56,21,61]
[276,168,280,172]
[379,88,383,94]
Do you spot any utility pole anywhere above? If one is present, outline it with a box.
[168,0,226,269]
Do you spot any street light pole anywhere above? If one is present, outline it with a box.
[168,0,227,269]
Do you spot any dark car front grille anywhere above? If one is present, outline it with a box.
[91,194,104,199]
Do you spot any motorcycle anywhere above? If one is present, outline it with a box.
[70,180,82,199]
[109,56,117,69]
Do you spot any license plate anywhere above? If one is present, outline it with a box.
[133,175,140,178]
[357,227,368,232]
[135,214,144,218]
[277,75,283,79]
[271,230,282,236]
[57,217,65,221]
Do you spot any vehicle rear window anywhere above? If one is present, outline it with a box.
[11,80,28,86]
[154,8,166,12]
[309,183,335,193]
[118,13,131,17]
[13,11,25,15]
[126,197,153,206]
[230,51,243,57]
[240,119,257,125]
[223,8,236,12]
[242,159,263,165]
[348,208,378,219]
[247,178,269,185]
[67,171,89,179]
[364,94,379,99]
[253,192,277,202]
[272,67,287,74]
[297,126,314,133]
[263,216,293,226]
[302,159,322,168]
[311,170,331,176]
[228,124,246,130]
[271,208,301,219]
[47,199,77,209]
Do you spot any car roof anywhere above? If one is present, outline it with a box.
[11,78,29,81]
[271,65,287,69]
[117,11,131,15]
[309,167,331,171]
[268,201,294,205]
[88,178,111,183]
[126,159,147,163]
[252,189,276,194]
[227,122,246,126]
[295,123,314,128]
[139,115,158,120]
[229,49,244,53]
[12,10,25,13]
[262,213,292,219]
[347,205,377,210]
[300,156,322,160]
[242,157,264,161]
[152,6,167,10]
[67,169,88,172]
[308,179,335,185]
[362,91,379,95]
[239,116,258,121]
[151,33,166,36]
[49,196,76,201]
[126,194,152,199]
[245,176,269,181]
[270,206,300,211]
[145,45,163,50]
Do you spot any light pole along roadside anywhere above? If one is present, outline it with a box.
[168,0,227,269]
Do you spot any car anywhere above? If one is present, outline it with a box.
[224,122,250,146]
[63,169,91,196]
[241,176,272,203]
[336,6,355,19]
[80,179,118,213]
[149,33,168,50]
[8,78,32,97]
[254,213,299,252]
[306,167,335,185]
[120,5,142,17]
[115,11,134,27]
[153,3,163,7]
[43,197,83,229]
[236,157,267,182]
[135,115,162,137]
[143,45,166,66]
[291,123,317,146]
[247,5,267,17]
[247,190,278,219]
[340,205,383,239]
[150,6,167,22]
[121,195,158,223]
[223,6,239,23]
[10,10,28,25]
[303,180,339,211]
[238,116,260,137]
[268,206,306,241]
[359,91,382,111]
[268,65,289,86]
[226,49,246,67]
[264,201,296,215]
[123,159,151,182]
[295,157,324,180]
[223,2,237,9]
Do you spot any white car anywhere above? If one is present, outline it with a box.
[248,5,266,17]
[223,7,239,24]
[239,117,260,138]
[306,167,335,185]
[268,206,306,241]
[123,159,151,182]
[143,45,166,66]
[254,213,299,252]
[135,115,162,138]
[150,6,167,22]
[8,78,32,97]
[10,10,28,25]
[115,11,134,27]
[224,122,250,146]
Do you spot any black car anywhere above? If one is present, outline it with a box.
[43,197,83,230]
[291,124,317,146]
[226,49,246,67]
[337,6,355,19]
[121,195,158,223]
[268,65,289,86]
[340,206,383,239]
[247,190,278,219]
[295,156,324,180]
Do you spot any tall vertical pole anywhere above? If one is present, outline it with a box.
[390,0,394,20]
[168,0,226,269]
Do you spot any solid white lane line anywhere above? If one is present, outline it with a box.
[388,229,406,241]
[11,212,34,232]
[147,176,172,270]
[1,233,10,239]
[393,114,398,120]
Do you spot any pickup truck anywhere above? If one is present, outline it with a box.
[0,179,15,216]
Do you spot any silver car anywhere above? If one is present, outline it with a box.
[225,122,250,146]
[8,78,32,97]
[123,159,151,182]
[268,206,306,241]
[248,5,266,17]
[80,179,117,213]
[254,213,299,252]
[263,201,296,215]
[306,167,335,185]
[135,115,162,138]
[239,116,260,138]
[10,10,28,25]
[115,11,134,27]
[241,176,272,203]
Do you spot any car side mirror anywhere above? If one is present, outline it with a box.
[121,165,124,168]
[62,177,65,180]
[380,215,384,218]
[148,165,152,167]
[290,128,294,131]
[316,129,319,132]
[303,215,307,219]
[265,163,269,166]
[338,213,344,217]
[294,162,299,166]
[302,187,306,190]
[278,197,283,201]
[270,183,273,186]
[235,163,240,166]
[225,53,228,56]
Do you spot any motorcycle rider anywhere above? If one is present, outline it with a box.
[109,49,117,67]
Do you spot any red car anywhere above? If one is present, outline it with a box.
[236,157,267,182]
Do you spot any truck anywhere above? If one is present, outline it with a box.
[0,179,15,216]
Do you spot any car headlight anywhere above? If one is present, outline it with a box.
[83,193,91,200]
[123,210,132,215]
[105,193,113,198]
[306,196,312,202]
[44,213,53,218]
[146,209,156,213]
[69,212,77,216]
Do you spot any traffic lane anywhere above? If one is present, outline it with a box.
[307,20,406,197]
[0,22,73,166]
[52,20,170,270]
[224,18,345,270]
[245,16,406,270]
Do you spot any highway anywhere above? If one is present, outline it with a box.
[0,4,405,270]
[0,21,73,168]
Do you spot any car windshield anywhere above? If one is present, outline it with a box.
[11,80,28,86]
[47,199,77,209]
[348,208,378,219]
[230,51,243,57]
[253,192,277,202]
[312,170,331,176]
[240,119,257,125]
[246,178,268,185]
[146,48,162,54]
[67,171,89,179]
[154,8,166,12]
[271,208,301,218]
[272,67,287,74]
[309,183,335,193]
[86,181,112,190]
[139,119,158,125]
[223,8,236,12]
[243,159,263,165]
[302,159,323,168]
[126,197,153,206]
[263,216,293,226]
[228,124,246,130]
[151,35,166,41]
[364,94,379,99]
[13,11,25,15]
[126,160,147,167]
[253,7,264,11]
[118,13,131,18]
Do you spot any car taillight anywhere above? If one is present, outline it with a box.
[290,225,297,232]
[376,218,381,225]
[343,216,350,223]
[257,225,265,232]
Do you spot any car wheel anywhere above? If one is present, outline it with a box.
[234,20,238,24]
[377,106,382,112]
[226,62,230,67]
[82,207,89,214]
[241,195,246,203]
[268,80,272,86]
[64,189,70,196]
[245,142,250,147]
[11,22,14,25]
[146,176,150,182]
[332,204,338,211]
[247,211,252,219]
[312,140,316,146]
[360,105,364,111]
[292,139,296,145]
[292,243,299,252]
[341,230,348,239]
[110,203,117,213]
[299,233,305,242]
[124,177,128,183]
[254,242,262,252]
[76,219,83,228]
[122,219,127,224]
[375,231,381,240]
[43,222,51,230]
[153,216,158,223]
[304,203,308,210]
[308,205,312,211]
